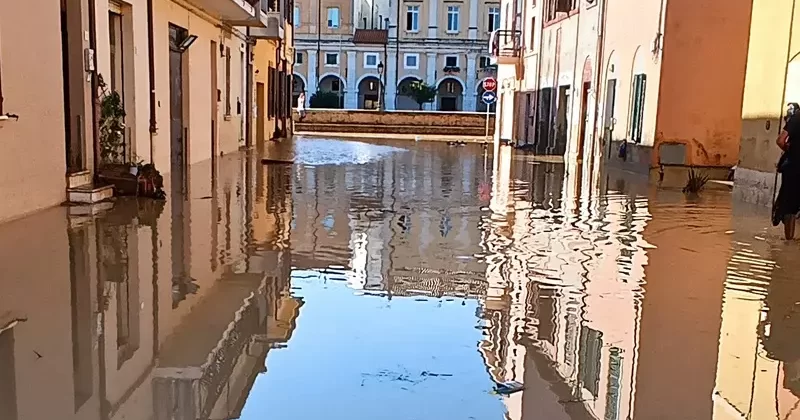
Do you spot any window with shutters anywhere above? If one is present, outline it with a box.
[487,7,500,32]
[406,5,420,32]
[327,7,340,28]
[629,73,647,143]
[447,6,460,33]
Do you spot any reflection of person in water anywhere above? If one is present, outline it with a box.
[760,251,800,397]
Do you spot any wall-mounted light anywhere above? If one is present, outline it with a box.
[178,34,198,52]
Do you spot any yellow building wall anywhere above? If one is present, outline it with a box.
[0,0,68,222]
[739,0,799,173]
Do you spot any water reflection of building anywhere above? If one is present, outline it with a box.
[479,146,649,420]
[712,207,800,420]
[0,150,299,420]
[291,142,490,299]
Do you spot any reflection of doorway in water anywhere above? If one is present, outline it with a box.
[168,24,196,308]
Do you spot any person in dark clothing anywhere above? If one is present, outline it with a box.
[773,103,800,239]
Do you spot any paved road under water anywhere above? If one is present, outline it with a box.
[1,137,799,419]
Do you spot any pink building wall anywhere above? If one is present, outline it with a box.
[0,1,68,222]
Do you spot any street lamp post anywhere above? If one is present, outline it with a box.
[377,61,384,111]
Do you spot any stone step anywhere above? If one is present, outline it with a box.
[67,170,92,189]
[67,184,114,204]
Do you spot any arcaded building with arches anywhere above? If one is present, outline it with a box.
[291,0,499,111]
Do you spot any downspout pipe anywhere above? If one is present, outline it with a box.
[88,0,100,178]
[590,0,608,166]
[147,0,157,163]
[245,27,253,147]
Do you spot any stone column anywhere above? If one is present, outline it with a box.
[345,51,358,109]
[426,52,437,111]
[427,0,438,39]
[307,50,318,94]
[465,53,478,111]
[386,51,398,110]
[468,0,479,39]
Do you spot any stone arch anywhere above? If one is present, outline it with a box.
[396,76,424,110]
[314,74,346,108]
[357,75,383,109]
[436,76,465,111]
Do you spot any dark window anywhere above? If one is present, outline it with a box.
[529,17,535,49]
[479,56,491,68]
[225,47,232,116]
[331,79,341,92]
[544,0,576,22]
[296,52,303,64]
[629,73,646,143]
[445,56,458,67]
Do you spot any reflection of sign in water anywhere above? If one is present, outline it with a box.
[604,347,623,420]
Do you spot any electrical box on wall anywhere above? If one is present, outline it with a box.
[84,48,95,72]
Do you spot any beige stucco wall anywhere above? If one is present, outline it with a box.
[0,0,68,222]
[654,0,751,167]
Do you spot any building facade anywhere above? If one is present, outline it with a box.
[491,0,753,186]
[733,0,800,207]
[292,0,498,111]
[0,0,293,223]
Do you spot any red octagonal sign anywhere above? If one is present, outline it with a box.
[482,77,497,92]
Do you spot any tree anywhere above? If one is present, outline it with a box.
[407,81,437,110]
[309,90,343,109]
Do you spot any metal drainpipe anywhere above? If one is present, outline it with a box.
[590,0,608,168]
[88,0,100,178]
[245,27,253,147]
[316,0,321,88]
[394,0,400,109]
[147,0,157,163]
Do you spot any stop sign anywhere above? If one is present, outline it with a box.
[482,77,497,92]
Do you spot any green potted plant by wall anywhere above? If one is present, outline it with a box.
[97,75,165,199]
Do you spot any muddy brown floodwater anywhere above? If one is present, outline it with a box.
[1,137,799,420]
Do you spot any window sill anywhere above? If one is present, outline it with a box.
[324,64,339,67]
[405,30,420,33]
[405,66,419,70]
[446,30,460,34]
[224,114,232,121]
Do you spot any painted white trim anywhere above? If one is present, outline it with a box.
[318,72,346,89]
[404,53,420,69]
[436,75,466,90]
[356,73,382,87]
[364,53,380,69]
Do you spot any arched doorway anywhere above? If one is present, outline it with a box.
[292,75,306,106]
[396,76,422,110]
[437,77,464,111]
[358,75,382,109]
[314,74,345,108]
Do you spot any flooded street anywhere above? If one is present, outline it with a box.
[2,137,800,420]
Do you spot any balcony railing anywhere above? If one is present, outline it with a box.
[489,29,523,64]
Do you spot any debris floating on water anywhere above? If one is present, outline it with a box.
[494,381,525,395]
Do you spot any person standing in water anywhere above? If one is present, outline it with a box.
[773,102,800,239]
